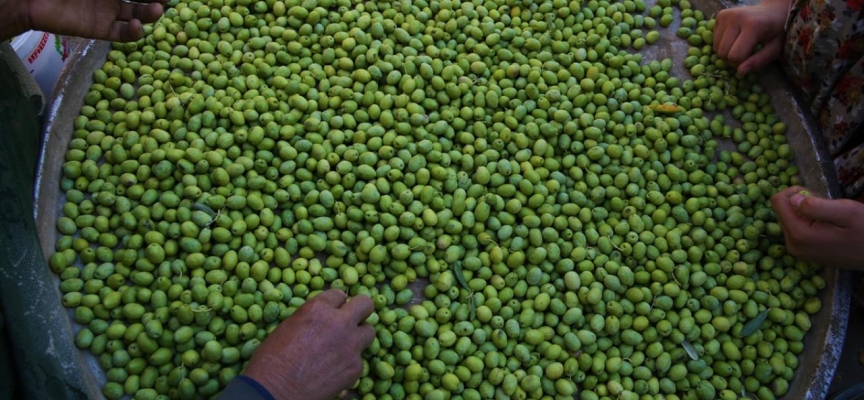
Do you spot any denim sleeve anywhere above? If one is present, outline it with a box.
[218,375,276,400]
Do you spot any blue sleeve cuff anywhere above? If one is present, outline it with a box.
[218,375,275,400]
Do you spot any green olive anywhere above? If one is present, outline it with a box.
[52,1,821,398]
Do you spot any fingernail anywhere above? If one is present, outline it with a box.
[741,66,751,75]
[790,194,804,208]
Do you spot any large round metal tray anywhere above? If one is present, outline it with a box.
[34,0,850,396]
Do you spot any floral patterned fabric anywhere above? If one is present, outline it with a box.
[783,0,864,199]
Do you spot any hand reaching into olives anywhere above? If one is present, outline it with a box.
[244,289,376,400]
[1,0,165,42]
[771,186,864,269]
[713,0,793,75]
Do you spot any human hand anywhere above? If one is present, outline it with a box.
[713,0,793,75]
[244,289,375,400]
[24,0,166,42]
[771,186,864,269]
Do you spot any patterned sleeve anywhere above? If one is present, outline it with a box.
[781,0,864,198]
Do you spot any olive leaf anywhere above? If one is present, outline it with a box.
[193,203,217,217]
[452,261,476,320]
[682,340,699,361]
[452,261,470,291]
[647,103,682,114]
[741,308,771,337]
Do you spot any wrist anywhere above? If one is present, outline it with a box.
[0,0,33,42]
[245,356,305,400]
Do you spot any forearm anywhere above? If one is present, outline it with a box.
[0,0,31,42]
[758,0,796,13]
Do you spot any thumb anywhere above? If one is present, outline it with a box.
[738,38,783,75]
[791,194,857,226]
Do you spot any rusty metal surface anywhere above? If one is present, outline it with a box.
[35,3,850,395]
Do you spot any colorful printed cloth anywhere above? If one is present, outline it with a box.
[783,0,864,198]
